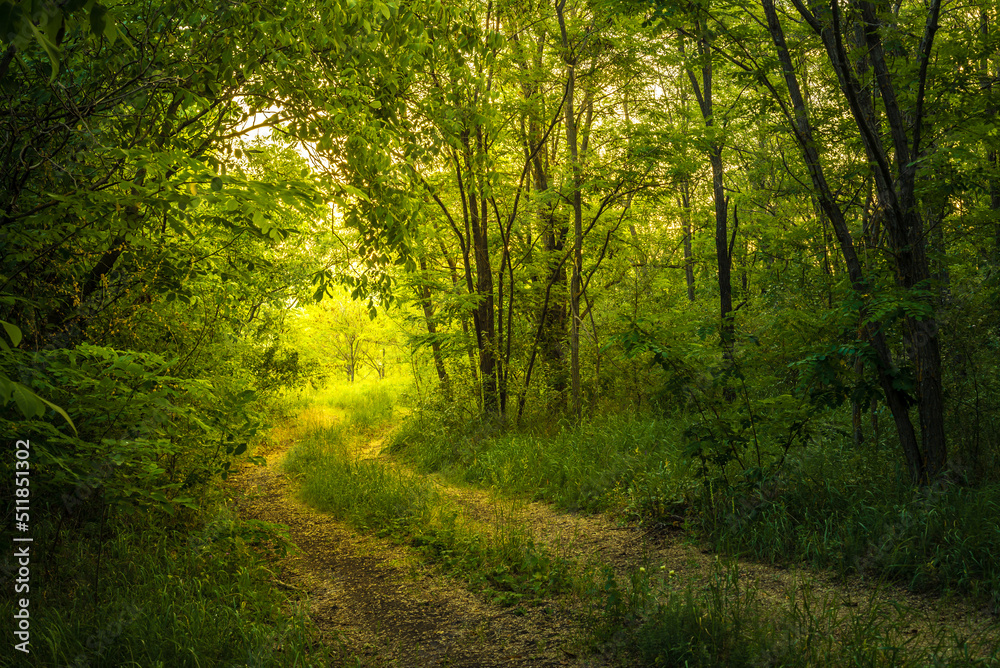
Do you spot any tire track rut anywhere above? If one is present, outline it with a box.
[229,435,583,667]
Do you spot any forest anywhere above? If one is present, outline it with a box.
[1,0,999,664]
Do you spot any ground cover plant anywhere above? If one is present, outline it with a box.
[393,387,1000,611]
[0,502,349,667]
[282,381,999,666]
[589,559,999,667]
[282,382,576,609]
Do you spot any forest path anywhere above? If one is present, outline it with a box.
[228,414,584,667]
[372,443,999,659]
[230,406,998,666]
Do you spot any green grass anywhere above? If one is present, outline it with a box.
[391,410,696,515]
[283,423,436,533]
[392,400,1000,609]
[700,447,1000,609]
[590,560,1000,667]
[282,385,1000,664]
[278,376,410,431]
[282,416,574,608]
[5,508,351,667]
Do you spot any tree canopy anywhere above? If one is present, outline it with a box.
[2,0,998,520]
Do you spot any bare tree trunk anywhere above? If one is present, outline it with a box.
[763,0,934,483]
[680,182,696,302]
[557,0,583,420]
[509,19,569,400]
[467,165,498,416]
[417,256,450,397]
[681,24,733,362]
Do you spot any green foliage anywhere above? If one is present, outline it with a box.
[2,0,999,659]
[1,508,345,667]
[393,405,695,514]
[284,424,435,532]
[282,400,573,608]
[588,560,999,667]
[0,343,266,518]
[613,317,825,485]
[698,446,1000,609]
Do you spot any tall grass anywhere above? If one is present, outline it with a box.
[5,508,349,667]
[284,423,436,533]
[590,559,999,667]
[700,445,1000,610]
[393,401,1000,609]
[391,410,695,515]
[271,382,1000,665]
[282,415,574,607]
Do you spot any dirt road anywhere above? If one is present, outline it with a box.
[229,415,998,666]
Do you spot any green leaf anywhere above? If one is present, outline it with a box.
[12,384,41,418]
[0,320,21,348]
[41,8,63,46]
[24,19,62,83]
[210,176,223,191]
[90,3,108,37]
[34,392,78,435]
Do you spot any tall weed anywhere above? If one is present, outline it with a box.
[282,416,573,607]
[590,560,999,667]
[699,445,1000,608]
[392,411,695,514]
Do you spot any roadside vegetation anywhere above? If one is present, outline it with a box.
[282,382,576,610]
[394,401,1000,610]
[283,380,999,666]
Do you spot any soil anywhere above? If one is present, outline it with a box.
[228,409,999,667]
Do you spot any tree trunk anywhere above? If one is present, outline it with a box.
[416,256,450,397]
[682,23,733,361]
[557,0,583,420]
[680,182,696,302]
[468,181,498,416]
[762,0,943,483]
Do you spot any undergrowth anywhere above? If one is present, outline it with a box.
[286,381,1000,665]
[281,383,574,608]
[1,507,349,667]
[391,409,696,516]
[392,397,1000,610]
[590,560,999,667]
[701,451,1000,611]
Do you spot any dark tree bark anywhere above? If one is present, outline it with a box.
[681,23,734,361]
[680,181,696,302]
[557,0,584,420]
[416,256,450,397]
[463,135,499,416]
[763,0,944,483]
